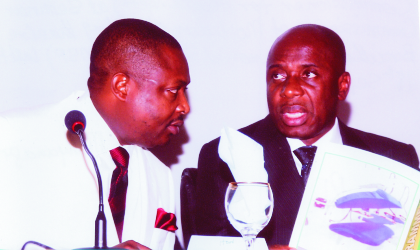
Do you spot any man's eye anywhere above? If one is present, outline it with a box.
[273,73,286,80]
[304,72,317,78]
[168,89,178,94]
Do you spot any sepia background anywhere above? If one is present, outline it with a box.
[1,0,419,247]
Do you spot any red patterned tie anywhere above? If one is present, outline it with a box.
[108,146,129,243]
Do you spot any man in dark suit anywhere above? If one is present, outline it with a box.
[194,24,419,247]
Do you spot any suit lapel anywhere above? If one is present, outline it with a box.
[339,119,372,152]
[250,116,304,198]
[242,116,305,245]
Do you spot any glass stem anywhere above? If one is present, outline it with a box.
[244,236,255,250]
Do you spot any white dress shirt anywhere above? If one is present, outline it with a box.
[0,91,175,249]
[286,118,343,175]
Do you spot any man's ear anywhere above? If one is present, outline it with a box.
[338,72,351,101]
[111,73,129,101]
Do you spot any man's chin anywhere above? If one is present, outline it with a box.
[277,125,315,140]
[131,136,169,149]
[158,137,171,147]
[146,138,169,149]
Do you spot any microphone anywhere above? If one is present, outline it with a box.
[64,110,108,249]
[65,110,86,134]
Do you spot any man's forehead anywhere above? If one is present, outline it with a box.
[130,47,184,73]
[267,43,333,68]
[144,77,190,86]
[270,44,315,58]
[267,25,345,72]
[145,78,158,84]
[140,52,190,86]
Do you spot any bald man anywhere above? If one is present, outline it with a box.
[193,24,419,247]
[0,19,189,249]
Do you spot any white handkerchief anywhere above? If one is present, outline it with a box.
[218,127,267,182]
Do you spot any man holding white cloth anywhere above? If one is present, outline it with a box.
[194,24,419,247]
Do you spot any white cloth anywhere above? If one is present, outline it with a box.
[286,118,343,174]
[0,91,175,250]
[218,127,267,182]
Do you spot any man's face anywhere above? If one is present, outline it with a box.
[266,38,343,144]
[122,46,190,148]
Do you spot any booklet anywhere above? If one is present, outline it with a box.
[289,143,420,250]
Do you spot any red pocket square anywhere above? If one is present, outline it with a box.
[155,208,178,232]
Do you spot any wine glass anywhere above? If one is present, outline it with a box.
[225,182,274,250]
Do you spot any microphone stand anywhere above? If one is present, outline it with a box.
[76,129,107,249]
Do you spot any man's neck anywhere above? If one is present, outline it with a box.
[300,121,335,146]
[287,118,343,150]
[301,133,327,146]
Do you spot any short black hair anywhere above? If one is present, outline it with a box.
[88,18,182,89]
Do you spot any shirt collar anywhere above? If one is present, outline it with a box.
[74,91,122,156]
[286,118,342,174]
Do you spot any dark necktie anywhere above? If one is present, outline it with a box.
[108,146,129,243]
[293,146,317,186]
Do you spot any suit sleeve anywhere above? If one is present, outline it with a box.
[406,144,419,170]
[195,139,240,237]
[339,120,420,170]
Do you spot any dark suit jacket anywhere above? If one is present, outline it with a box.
[195,115,419,246]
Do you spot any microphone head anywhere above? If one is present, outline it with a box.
[65,110,86,134]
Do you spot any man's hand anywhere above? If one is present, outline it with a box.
[112,240,151,250]
[268,245,297,250]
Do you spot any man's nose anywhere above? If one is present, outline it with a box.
[280,75,304,98]
[177,92,190,115]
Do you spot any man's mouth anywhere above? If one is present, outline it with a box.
[167,119,184,135]
[284,112,305,119]
[280,105,308,126]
